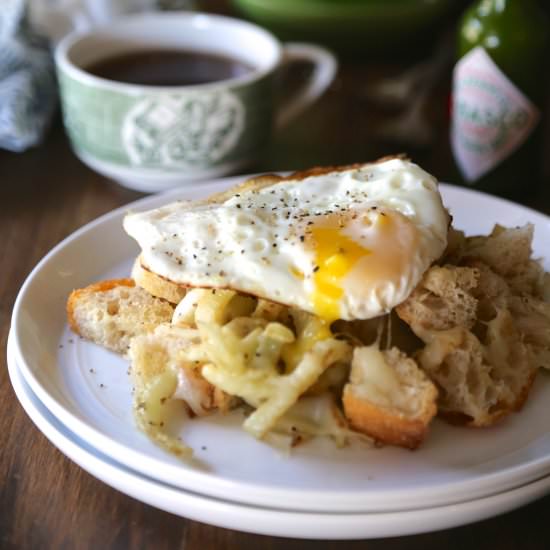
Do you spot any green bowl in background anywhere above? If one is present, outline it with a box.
[232,0,457,57]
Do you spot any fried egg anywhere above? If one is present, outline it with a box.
[123,159,449,321]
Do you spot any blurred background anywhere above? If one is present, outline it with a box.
[2,0,549,199]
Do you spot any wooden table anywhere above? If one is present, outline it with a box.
[2,7,550,548]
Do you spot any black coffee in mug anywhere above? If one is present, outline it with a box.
[85,49,254,86]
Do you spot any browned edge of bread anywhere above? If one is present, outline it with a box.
[132,256,187,304]
[343,386,438,450]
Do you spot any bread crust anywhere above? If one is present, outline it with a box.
[277,155,408,182]
[343,385,437,449]
[132,256,187,304]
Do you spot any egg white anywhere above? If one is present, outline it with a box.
[123,159,449,321]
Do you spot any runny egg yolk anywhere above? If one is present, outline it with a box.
[304,211,418,322]
[307,223,371,322]
[309,228,369,321]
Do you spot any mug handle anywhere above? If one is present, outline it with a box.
[275,43,338,129]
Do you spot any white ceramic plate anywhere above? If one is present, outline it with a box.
[11,176,550,514]
[7,331,550,540]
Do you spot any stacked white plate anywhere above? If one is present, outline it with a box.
[9,177,550,540]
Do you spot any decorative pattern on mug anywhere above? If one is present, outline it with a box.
[122,91,245,168]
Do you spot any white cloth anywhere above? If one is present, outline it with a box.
[0,0,56,151]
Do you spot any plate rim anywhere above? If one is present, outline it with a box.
[8,329,550,540]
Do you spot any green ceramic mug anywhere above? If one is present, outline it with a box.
[55,12,337,192]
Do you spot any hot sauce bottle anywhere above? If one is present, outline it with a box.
[450,0,549,196]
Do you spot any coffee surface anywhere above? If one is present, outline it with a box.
[85,49,253,86]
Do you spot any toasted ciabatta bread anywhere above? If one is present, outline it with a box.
[446,224,550,372]
[343,345,438,449]
[445,224,549,298]
[132,256,187,304]
[67,279,174,356]
[397,245,544,426]
[200,162,381,206]
[415,315,535,427]
[396,265,479,332]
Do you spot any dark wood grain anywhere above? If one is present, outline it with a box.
[2,6,550,548]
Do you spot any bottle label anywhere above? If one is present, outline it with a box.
[451,46,540,183]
